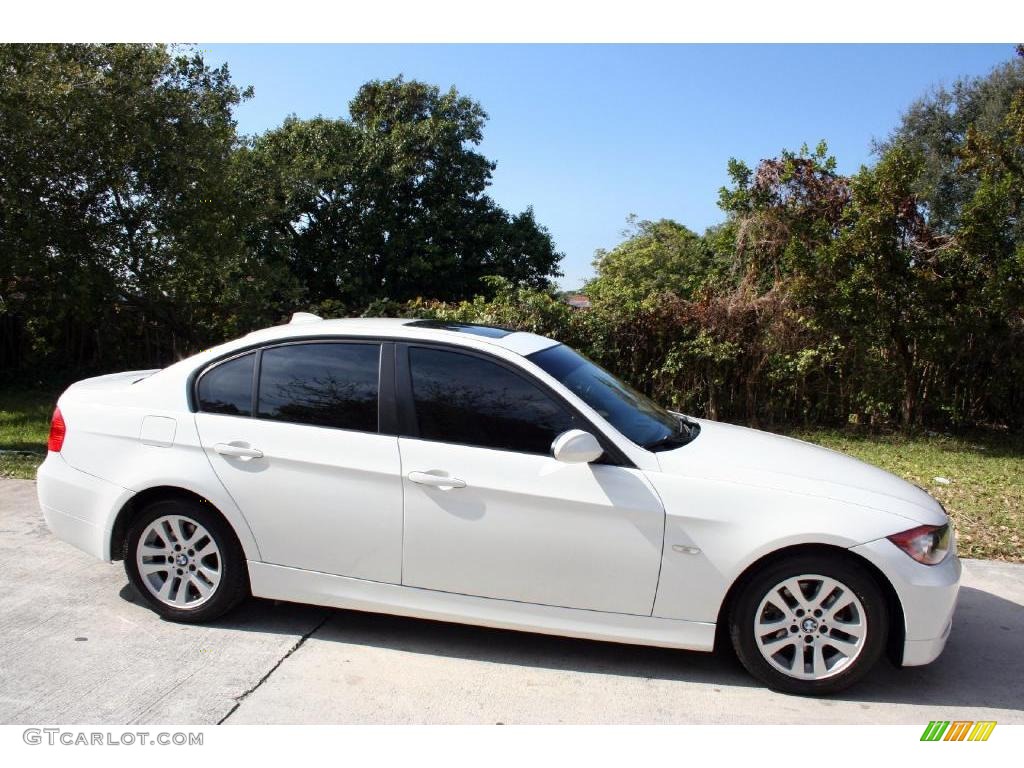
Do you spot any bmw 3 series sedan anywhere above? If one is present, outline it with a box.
[37,315,960,694]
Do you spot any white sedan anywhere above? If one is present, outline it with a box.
[37,315,960,695]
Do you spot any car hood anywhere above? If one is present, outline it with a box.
[656,418,947,525]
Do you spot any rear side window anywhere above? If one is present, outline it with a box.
[408,346,574,454]
[257,342,380,432]
[197,352,255,416]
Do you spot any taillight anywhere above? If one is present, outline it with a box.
[47,407,66,452]
[887,523,951,565]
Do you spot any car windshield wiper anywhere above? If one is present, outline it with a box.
[634,417,692,454]
[643,433,689,452]
[643,415,700,452]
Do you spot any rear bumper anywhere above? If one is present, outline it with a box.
[850,536,961,668]
[36,453,133,561]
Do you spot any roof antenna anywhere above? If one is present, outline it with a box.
[289,312,323,325]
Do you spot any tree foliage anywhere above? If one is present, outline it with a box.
[238,78,560,313]
[875,54,1024,231]
[588,216,723,304]
[415,51,1024,431]
[1,44,254,369]
[1,49,561,375]
[2,44,1022,432]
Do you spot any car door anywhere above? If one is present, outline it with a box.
[397,343,665,616]
[193,340,404,583]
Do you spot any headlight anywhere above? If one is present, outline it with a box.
[887,524,951,565]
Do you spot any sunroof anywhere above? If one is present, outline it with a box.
[404,319,514,338]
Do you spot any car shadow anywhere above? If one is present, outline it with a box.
[845,586,1024,711]
[119,582,1023,711]
[312,604,758,688]
[117,582,330,636]
[118,582,754,687]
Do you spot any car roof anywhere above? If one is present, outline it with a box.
[236,316,559,357]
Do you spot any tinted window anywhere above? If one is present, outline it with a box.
[528,343,687,449]
[197,353,254,416]
[409,347,574,454]
[257,343,380,431]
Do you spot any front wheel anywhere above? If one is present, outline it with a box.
[124,498,249,623]
[729,554,888,695]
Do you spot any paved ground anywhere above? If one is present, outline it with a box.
[1,477,1022,724]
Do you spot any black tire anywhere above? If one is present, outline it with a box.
[729,553,888,695]
[124,497,249,623]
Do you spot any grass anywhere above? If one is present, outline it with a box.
[0,387,56,480]
[789,429,1024,562]
[1,387,1021,561]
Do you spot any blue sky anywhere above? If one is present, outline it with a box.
[202,44,1016,289]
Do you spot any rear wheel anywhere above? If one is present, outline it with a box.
[729,554,888,695]
[124,498,249,623]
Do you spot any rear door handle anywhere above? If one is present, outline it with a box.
[408,471,466,490]
[214,443,264,460]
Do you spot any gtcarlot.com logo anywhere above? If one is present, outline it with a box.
[920,721,997,742]
[23,729,203,746]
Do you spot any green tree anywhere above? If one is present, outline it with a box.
[239,76,562,312]
[876,49,1024,231]
[872,45,1024,425]
[718,142,849,290]
[0,43,257,370]
[587,216,721,303]
[952,48,1024,424]
[823,147,949,426]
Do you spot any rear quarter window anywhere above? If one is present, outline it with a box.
[197,352,255,416]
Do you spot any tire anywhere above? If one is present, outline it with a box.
[124,497,249,623]
[729,553,888,695]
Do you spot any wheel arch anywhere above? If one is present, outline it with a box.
[109,486,245,563]
[713,543,906,666]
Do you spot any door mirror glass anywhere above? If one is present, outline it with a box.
[551,429,603,464]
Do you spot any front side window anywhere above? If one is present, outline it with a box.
[409,347,574,454]
[197,352,255,416]
[257,342,380,432]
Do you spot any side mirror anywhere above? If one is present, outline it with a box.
[551,429,604,464]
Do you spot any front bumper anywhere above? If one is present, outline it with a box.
[37,452,134,562]
[850,536,961,667]
[902,616,954,666]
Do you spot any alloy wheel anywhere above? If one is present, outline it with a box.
[753,573,867,681]
[135,514,222,608]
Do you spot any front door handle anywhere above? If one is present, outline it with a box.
[408,471,466,490]
[214,442,264,460]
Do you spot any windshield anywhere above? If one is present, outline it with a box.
[527,344,698,450]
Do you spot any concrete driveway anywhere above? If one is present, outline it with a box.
[1,477,1021,724]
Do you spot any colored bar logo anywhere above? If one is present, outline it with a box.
[921,721,996,741]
